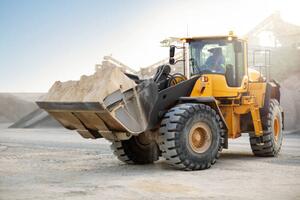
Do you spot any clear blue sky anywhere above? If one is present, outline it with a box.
[0,0,298,92]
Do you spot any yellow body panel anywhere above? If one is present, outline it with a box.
[248,82,267,108]
[189,74,266,139]
[220,106,241,138]
[190,74,248,98]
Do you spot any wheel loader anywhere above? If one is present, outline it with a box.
[37,32,284,170]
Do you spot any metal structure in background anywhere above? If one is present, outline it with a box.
[95,55,138,75]
[249,49,271,81]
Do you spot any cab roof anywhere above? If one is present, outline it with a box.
[180,33,246,42]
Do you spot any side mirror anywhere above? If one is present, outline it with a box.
[169,45,176,65]
[170,45,175,58]
[234,41,243,53]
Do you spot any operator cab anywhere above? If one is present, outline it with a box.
[170,33,247,88]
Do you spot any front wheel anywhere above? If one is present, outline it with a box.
[159,103,225,170]
[111,132,160,164]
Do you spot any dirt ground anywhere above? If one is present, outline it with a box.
[0,124,299,200]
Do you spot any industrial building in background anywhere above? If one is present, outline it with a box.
[138,12,300,79]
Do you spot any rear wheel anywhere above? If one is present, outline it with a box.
[159,103,225,170]
[111,132,160,164]
[250,99,283,156]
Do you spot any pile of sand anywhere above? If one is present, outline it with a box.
[12,93,44,102]
[0,93,37,123]
[9,108,61,128]
[280,73,300,130]
[42,66,136,102]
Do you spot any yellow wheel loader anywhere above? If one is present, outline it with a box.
[37,32,284,170]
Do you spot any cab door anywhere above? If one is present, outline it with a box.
[224,40,247,88]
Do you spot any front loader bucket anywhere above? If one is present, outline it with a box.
[37,77,199,139]
[37,101,127,139]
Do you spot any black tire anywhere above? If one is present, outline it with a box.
[250,99,283,156]
[110,132,160,164]
[159,103,225,170]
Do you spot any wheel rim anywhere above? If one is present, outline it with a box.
[273,115,280,141]
[188,122,212,153]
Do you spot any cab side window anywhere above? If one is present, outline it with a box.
[225,41,245,87]
[235,42,245,86]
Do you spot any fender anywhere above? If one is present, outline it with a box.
[263,80,281,110]
[262,80,284,129]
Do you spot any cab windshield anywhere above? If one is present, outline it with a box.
[189,39,236,75]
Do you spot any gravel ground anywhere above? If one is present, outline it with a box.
[0,124,299,200]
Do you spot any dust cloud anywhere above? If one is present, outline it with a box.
[280,73,300,130]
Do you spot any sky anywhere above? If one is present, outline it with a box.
[0,0,299,92]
